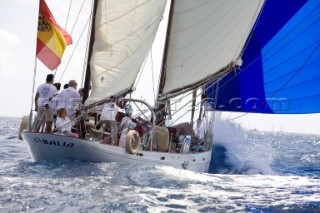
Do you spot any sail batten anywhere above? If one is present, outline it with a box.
[160,0,265,98]
[85,0,167,105]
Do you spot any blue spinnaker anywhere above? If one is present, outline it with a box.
[206,0,320,114]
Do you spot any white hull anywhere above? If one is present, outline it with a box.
[22,132,212,173]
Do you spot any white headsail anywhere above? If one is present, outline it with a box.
[86,0,167,105]
[159,0,265,99]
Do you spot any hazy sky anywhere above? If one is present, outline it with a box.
[0,0,319,134]
[0,0,91,116]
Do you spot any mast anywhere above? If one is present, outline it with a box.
[156,0,175,125]
[82,0,98,104]
[78,0,98,138]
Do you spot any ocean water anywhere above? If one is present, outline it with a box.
[0,117,319,212]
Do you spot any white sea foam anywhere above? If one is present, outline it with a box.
[213,117,276,175]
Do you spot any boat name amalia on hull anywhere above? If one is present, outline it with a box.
[34,137,74,148]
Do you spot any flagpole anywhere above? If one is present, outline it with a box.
[28,57,38,131]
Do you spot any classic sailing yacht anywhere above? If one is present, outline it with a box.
[20,0,264,173]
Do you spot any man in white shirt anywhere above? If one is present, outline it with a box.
[56,80,81,120]
[96,102,119,144]
[34,74,58,133]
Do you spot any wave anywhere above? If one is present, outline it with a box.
[209,117,275,175]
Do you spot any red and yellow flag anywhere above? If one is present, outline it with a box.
[36,0,72,70]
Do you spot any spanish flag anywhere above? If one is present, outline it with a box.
[36,0,72,70]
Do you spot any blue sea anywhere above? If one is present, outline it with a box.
[0,117,319,212]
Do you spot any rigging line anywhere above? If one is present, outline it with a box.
[58,15,91,82]
[70,0,87,35]
[155,95,190,120]
[50,0,74,78]
[202,58,264,108]
[170,101,214,131]
[158,89,203,126]
[233,4,320,78]
[132,101,149,122]
[157,76,221,127]
[265,68,320,94]
[167,81,223,127]
[150,50,156,103]
[58,0,87,82]
[168,93,202,127]
[133,49,149,88]
[239,0,266,59]
[65,0,73,30]
[52,112,86,133]
[166,89,194,108]
[230,38,320,121]
[233,0,266,62]
[263,40,320,84]
[261,11,320,77]
[161,65,230,102]
[156,73,222,122]
[49,1,73,88]
[262,39,320,101]
[81,5,94,88]
[262,33,320,79]
[251,5,320,77]
[80,37,90,88]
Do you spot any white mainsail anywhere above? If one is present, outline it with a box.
[86,0,167,105]
[160,0,265,99]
